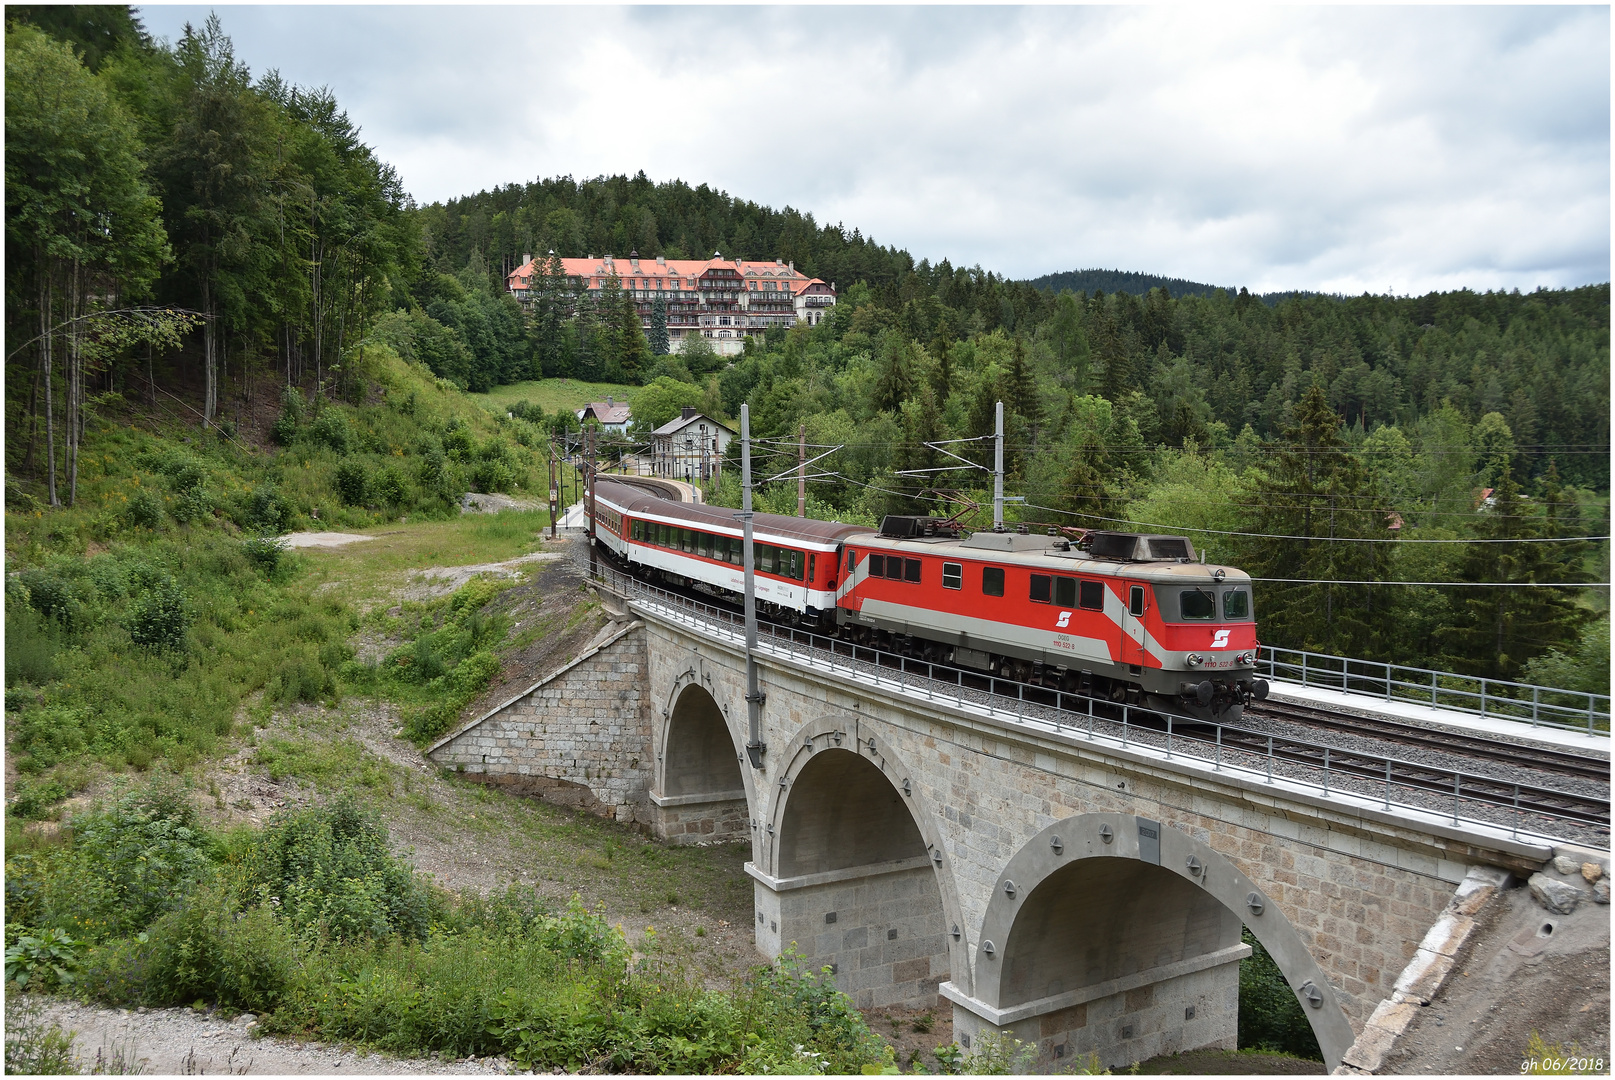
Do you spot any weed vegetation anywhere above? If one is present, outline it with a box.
[5,783,895,1072]
[5,348,572,809]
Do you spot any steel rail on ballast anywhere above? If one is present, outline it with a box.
[579,558,1609,845]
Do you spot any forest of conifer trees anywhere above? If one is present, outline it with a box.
[5,7,1608,689]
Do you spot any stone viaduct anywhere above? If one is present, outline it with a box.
[429,590,1569,1071]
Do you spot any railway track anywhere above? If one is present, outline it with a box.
[1248,699,1611,784]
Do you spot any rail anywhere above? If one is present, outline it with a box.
[579,558,1608,845]
[1260,646,1609,736]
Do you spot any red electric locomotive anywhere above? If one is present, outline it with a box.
[589,481,1268,720]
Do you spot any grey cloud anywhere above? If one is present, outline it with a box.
[133,5,1607,292]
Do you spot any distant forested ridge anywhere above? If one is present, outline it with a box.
[1026,268,1233,301]
[5,7,1609,686]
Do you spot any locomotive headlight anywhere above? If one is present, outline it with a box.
[1185,653,1204,668]
[1235,652,1252,666]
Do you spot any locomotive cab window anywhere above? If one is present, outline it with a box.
[1179,588,1217,620]
[982,567,1005,597]
[1222,588,1250,620]
[1079,580,1105,611]
[1029,574,1051,604]
[942,562,963,590]
[1054,576,1077,608]
[1128,585,1145,617]
[847,549,859,573]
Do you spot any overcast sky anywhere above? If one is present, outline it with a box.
[134,5,1609,295]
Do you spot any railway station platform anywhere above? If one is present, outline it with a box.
[1266,679,1611,757]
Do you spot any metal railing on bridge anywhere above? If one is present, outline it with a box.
[1260,646,1609,735]
[578,559,1609,846]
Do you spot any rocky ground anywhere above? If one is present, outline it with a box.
[1381,864,1611,1075]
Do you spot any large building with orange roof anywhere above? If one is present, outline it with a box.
[506,251,835,357]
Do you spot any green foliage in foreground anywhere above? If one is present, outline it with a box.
[1237,927,1323,1060]
[5,787,895,1073]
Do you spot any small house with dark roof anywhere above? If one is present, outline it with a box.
[577,396,632,433]
[649,408,735,482]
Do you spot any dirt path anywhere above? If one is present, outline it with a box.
[24,997,509,1075]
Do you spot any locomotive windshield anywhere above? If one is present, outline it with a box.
[1222,589,1250,620]
[1155,584,1252,622]
[1179,588,1217,620]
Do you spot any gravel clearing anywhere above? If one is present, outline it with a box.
[22,996,510,1075]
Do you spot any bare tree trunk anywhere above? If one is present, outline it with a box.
[68,259,81,506]
[24,344,40,470]
[41,265,59,507]
[201,274,218,429]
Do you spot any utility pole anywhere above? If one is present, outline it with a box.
[547,439,558,539]
[993,400,1005,531]
[585,427,596,542]
[797,422,807,517]
[740,404,765,769]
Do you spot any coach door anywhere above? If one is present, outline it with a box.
[1120,582,1147,667]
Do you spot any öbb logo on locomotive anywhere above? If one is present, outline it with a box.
[589,479,1270,721]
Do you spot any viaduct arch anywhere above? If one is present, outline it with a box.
[949,812,1356,1069]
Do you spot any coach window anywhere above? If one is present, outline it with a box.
[982,566,1005,597]
[789,551,803,581]
[1079,580,1105,611]
[904,558,921,583]
[1180,588,1216,620]
[868,553,885,579]
[1128,585,1146,617]
[942,562,963,590]
[1053,576,1077,607]
[699,532,713,559]
[808,554,817,583]
[683,529,695,553]
[1029,574,1052,604]
[656,523,668,546]
[1223,588,1250,620]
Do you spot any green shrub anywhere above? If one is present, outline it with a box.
[169,485,214,525]
[245,797,434,945]
[441,419,473,460]
[127,578,190,652]
[372,465,409,508]
[242,536,288,577]
[135,884,298,1012]
[246,485,286,532]
[124,488,163,529]
[9,778,69,820]
[69,784,214,938]
[16,567,95,633]
[5,928,84,991]
[309,410,351,453]
[470,458,515,494]
[334,458,370,506]
[1238,927,1322,1059]
[160,455,206,494]
[5,606,60,686]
